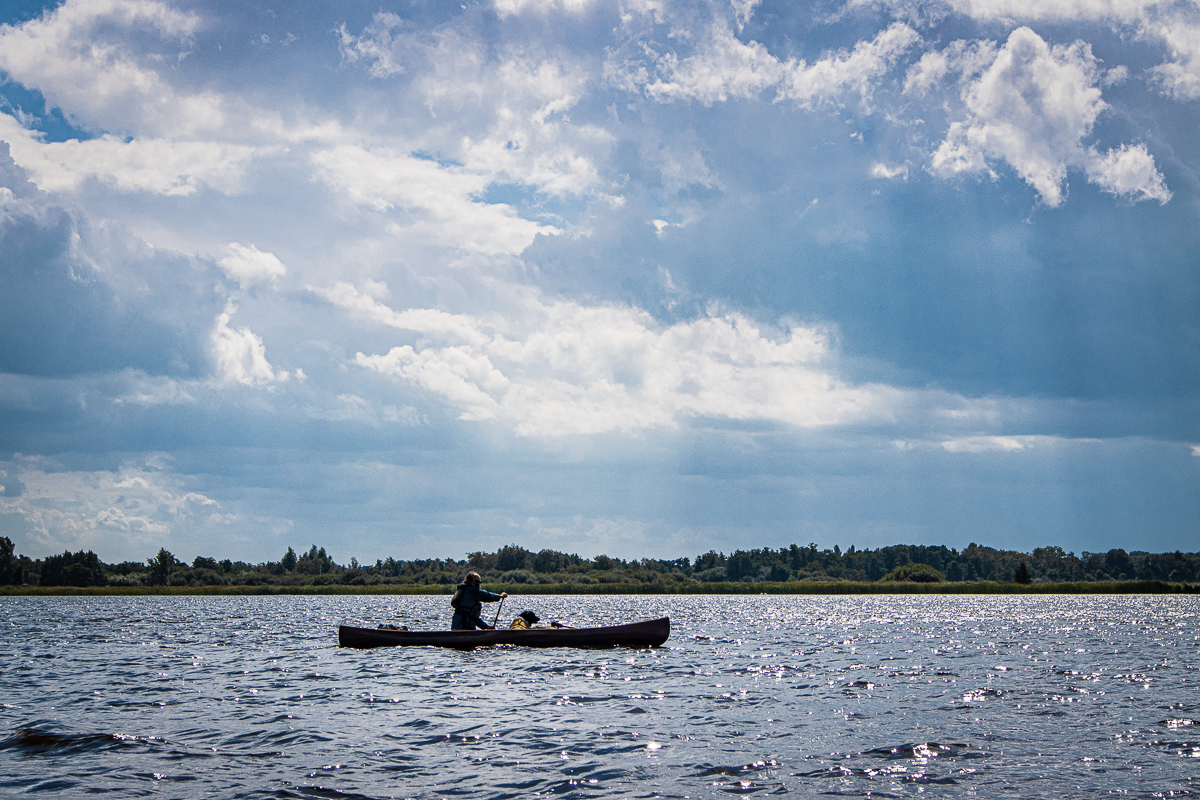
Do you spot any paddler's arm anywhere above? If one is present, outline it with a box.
[477,588,508,602]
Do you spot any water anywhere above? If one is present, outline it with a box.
[1,594,1197,798]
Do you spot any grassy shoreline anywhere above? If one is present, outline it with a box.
[1,579,1196,597]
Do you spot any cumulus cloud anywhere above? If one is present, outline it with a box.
[0,146,224,378]
[624,21,918,108]
[871,162,909,179]
[936,434,1104,453]
[337,12,408,77]
[0,0,219,138]
[113,375,196,406]
[311,144,559,255]
[777,23,921,107]
[311,283,491,346]
[1085,143,1172,202]
[337,18,610,200]
[941,434,1032,452]
[0,0,288,202]
[493,0,594,15]
[929,27,1170,206]
[914,0,1160,22]
[218,243,287,288]
[1147,15,1200,99]
[903,39,997,95]
[0,114,266,196]
[321,284,895,436]
[210,303,284,386]
[419,48,609,200]
[0,458,218,555]
[869,0,1200,102]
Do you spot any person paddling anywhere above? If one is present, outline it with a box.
[450,571,508,630]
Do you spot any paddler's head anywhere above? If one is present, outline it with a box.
[465,571,482,586]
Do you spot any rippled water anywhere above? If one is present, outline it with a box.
[1,594,1198,798]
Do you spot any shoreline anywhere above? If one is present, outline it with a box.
[1,579,1196,596]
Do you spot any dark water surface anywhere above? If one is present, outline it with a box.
[1,595,1198,798]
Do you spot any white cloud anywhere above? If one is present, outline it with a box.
[0,458,218,554]
[651,145,721,196]
[337,12,407,78]
[730,0,763,31]
[113,375,196,406]
[1191,444,1200,457]
[326,285,895,436]
[854,0,1161,25]
[455,60,607,198]
[904,50,951,95]
[642,24,786,104]
[868,0,1200,102]
[903,39,997,95]
[307,393,423,425]
[1085,143,1172,203]
[311,144,559,255]
[493,0,595,16]
[416,37,610,198]
[210,303,284,386]
[941,435,1032,452]
[871,162,909,179]
[778,23,920,107]
[312,282,492,346]
[0,114,267,196]
[935,0,1158,21]
[1147,15,1200,100]
[337,19,610,200]
[1103,64,1130,85]
[635,22,918,108]
[929,27,1169,206]
[218,243,288,288]
[0,0,221,138]
[937,434,1102,453]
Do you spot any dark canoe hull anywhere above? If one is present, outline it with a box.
[338,617,670,650]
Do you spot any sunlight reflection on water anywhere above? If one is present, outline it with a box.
[0,594,1197,798]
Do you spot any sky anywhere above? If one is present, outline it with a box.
[0,0,1197,565]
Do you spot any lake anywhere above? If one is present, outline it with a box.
[1,594,1197,798]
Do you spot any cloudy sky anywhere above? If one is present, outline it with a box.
[1,0,1197,565]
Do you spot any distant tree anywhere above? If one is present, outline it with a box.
[767,563,790,582]
[0,536,15,585]
[1013,562,1033,584]
[193,556,219,571]
[533,549,571,573]
[880,563,945,583]
[40,550,105,587]
[147,548,177,586]
[496,544,531,571]
[726,552,754,581]
[281,547,297,571]
[1104,549,1135,580]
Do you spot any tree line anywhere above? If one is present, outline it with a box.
[1,536,1197,589]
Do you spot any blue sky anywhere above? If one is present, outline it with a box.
[0,0,1197,564]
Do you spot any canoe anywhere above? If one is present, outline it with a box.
[338,617,670,650]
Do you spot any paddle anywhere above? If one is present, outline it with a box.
[491,596,506,629]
